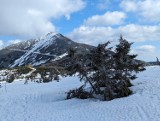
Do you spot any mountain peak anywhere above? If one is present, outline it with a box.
[0,32,93,68]
[45,32,63,39]
[55,33,64,37]
[45,32,56,36]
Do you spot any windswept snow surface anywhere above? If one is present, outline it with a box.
[0,66,160,121]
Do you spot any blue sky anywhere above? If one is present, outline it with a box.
[0,0,160,61]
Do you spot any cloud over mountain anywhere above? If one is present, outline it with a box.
[69,24,160,45]
[0,0,86,38]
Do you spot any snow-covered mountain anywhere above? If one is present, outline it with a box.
[0,33,93,69]
[0,39,38,69]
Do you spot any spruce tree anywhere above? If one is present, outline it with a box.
[114,36,145,84]
[111,36,145,98]
[66,36,145,101]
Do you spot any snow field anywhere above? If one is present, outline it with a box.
[0,66,160,121]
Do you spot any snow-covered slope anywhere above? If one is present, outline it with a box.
[10,33,68,67]
[9,32,93,68]
[0,66,160,121]
[0,39,37,69]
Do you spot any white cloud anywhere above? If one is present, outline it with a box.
[69,24,160,61]
[136,45,156,53]
[120,0,160,22]
[68,24,160,46]
[68,24,160,61]
[131,45,160,61]
[120,1,138,12]
[0,39,23,49]
[85,11,126,26]
[8,40,22,45]
[0,40,4,49]
[0,0,86,38]
[97,0,111,10]
[68,26,118,45]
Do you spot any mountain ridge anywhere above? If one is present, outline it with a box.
[0,33,94,69]
[0,33,152,69]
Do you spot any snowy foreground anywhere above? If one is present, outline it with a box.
[0,66,160,121]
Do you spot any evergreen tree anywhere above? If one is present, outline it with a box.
[111,36,145,98]
[67,42,115,100]
[156,57,160,65]
[66,36,145,101]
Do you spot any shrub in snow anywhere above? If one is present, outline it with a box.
[66,86,93,99]
[28,66,61,83]
[54,75,60,81]
[66,36,145,101]
[7,74,15,83]
[15,65,33,75]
